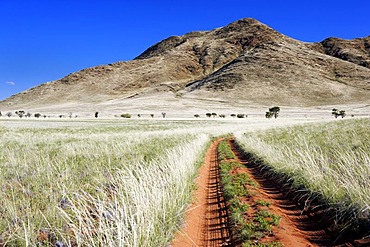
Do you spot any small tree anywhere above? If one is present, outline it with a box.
[332,108,339,118]
[15,110,25,118]
[206,113,212,118]
[230,114,236,118]
[0,111,2,117]
[269,106,280,118]
[194,114,200,118]
[25,112,31,118]
[219,114,226,118]
[332,109,346,118]
[6,112,12,118]
[137,114,141,118]
[95,112,99,118]
[211,113,217,118]
[237,114,245,118]
[162,112,166,118]
[34,113,41,118]
[150,114,154,118]
[265,111,274,119]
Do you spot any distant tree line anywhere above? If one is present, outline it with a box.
[202,113,248,118]
[0,108,354,119]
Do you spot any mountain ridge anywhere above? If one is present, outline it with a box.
[1,18,369,111]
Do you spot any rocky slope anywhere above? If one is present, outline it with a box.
[1,18,369,110]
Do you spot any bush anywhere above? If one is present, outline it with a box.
[219,114,226,118]
[237,114,245,118]
[265,112,274,119]
[332,109,346,118]
[194,114,200,118]
[121,113,131,118]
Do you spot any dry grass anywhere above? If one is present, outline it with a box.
[235,118,370,232]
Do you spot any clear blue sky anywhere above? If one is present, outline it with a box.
[1,0,369,101]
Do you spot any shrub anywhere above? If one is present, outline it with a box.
[15,110,25,118]
[121,113,131,118]
[194,114,200,118]
[332,109,346,118]
[265,112,273,119]
[268,106,280,118]
[219,114,226,118]
[237,114,245,118]
[206,113,212,118]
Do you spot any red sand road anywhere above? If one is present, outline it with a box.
[171,138,370,247]
[171,139,230,246]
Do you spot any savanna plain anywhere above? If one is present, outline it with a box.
[0,114,369,246]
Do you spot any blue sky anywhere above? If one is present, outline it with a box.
[1,0,369,101]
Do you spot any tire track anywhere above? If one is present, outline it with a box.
[171,138,232,247]
[229,138,370,247]
[172,137,370,247]
[205,142,231,246]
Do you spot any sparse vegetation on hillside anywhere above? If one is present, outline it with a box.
[1,18,370,110]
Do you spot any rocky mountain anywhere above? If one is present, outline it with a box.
[1,18,369,111]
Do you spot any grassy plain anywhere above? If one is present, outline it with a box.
[0,116,366,245]
[235,118,370,232]
[0,118,288,246]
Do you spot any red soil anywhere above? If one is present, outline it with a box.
[171,138,370,247]
[171,138,230,246]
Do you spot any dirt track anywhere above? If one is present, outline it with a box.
[171,139,230,246]
[171,138,370,247]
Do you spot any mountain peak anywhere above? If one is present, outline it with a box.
[1,18,369,111]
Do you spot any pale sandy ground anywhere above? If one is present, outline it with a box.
[1,92,369,120]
